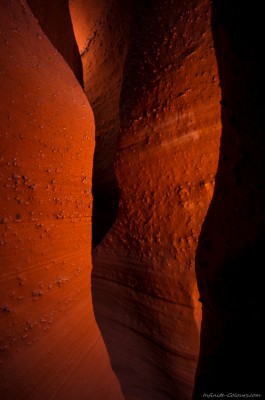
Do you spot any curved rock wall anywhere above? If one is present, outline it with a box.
[26,0,83,85]
[92,0,221,399]
[69,0,131,246]
[0,1,123,399]
[1,1,261,399]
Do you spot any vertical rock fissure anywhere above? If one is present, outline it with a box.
[69,0,132,248]
[90,110,120,248]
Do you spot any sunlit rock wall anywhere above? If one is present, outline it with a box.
[0,1,123,399]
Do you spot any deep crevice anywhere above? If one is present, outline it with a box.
[69,0,132,248]
[92,158,120,248]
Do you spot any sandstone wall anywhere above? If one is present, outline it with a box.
[93,1,221,398]
[0,1,123,399]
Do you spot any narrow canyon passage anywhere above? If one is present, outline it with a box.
[69,0,132,247]
[0,1,264,400]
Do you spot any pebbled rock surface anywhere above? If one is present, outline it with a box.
[0,1,123,399]
[92,0,221,399]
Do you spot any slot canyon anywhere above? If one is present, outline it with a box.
[0,0,264,399]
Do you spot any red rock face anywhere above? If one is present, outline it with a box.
[92,0,221,399]
[1,0,262,399]
[0,1,122,399]
[70,0,131,246]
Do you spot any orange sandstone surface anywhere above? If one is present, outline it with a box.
[1,0,262,399]
[0,1,123,399]
[92,0,221,399]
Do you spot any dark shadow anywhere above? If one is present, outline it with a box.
[27,0,83,86]
[71,0,132,248]
[92,164,119,248]
[194,1,265,397]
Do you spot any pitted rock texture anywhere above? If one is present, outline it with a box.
[0,1,123,399]
[1,1,261,399]
[70,0,131,246]
[92,0,221,399]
